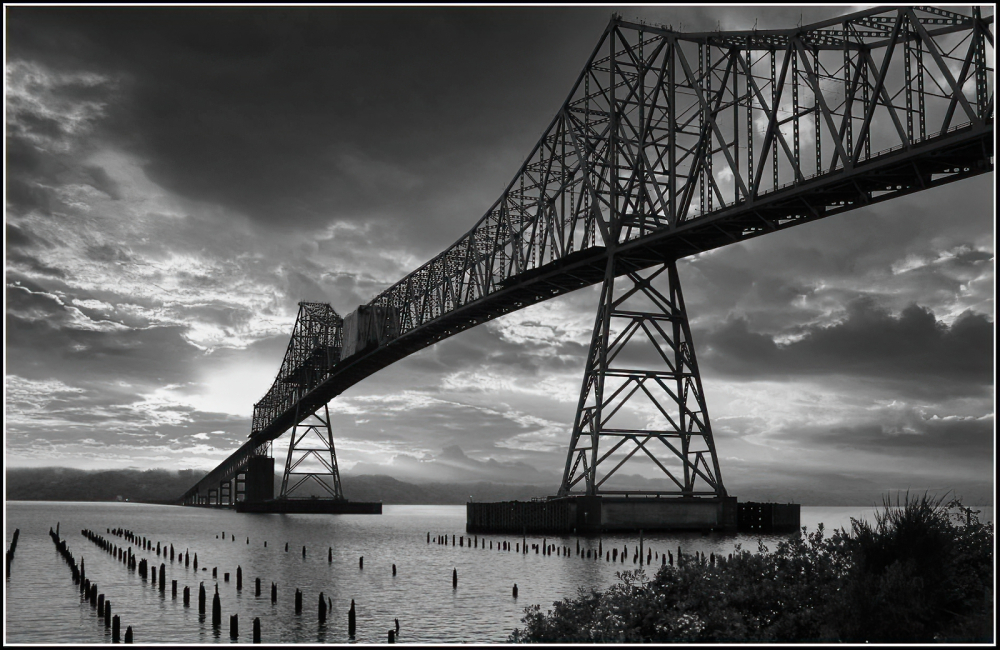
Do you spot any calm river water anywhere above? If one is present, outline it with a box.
[4,501,993,644]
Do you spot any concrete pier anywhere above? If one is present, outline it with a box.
[467,496,799,533]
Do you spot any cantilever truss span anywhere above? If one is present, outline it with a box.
[180,6,993,506]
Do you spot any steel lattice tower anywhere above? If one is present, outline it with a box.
[559,258,725,498]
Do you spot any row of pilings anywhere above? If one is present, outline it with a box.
[49,525,132,642]
[83,526,408,642]
[69,522,731,643]
[428,529,731,569]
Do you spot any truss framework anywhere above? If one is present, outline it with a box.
[559,258,724,497]
[253,302,343,434]
[279,403,344,500]
[181,7,992,506]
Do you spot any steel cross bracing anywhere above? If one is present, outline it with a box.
[558,260,725,498]
[279,404,345,500]
[180,6,993,505]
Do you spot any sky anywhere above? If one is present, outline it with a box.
[4,6,995,505]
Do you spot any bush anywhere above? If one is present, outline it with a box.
[509,494,993,643]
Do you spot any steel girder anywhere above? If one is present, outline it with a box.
[181,6,992,505]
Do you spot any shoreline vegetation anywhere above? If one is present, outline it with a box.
[509,494,994,644]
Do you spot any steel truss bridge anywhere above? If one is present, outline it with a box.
[180,6,993,507]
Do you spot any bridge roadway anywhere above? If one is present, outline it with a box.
[182,121,992,503]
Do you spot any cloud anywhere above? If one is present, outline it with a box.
[3,6,992,506]
[701,298,992,396]
[347,444,560,485]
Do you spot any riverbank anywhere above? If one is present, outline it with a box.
[509,495,994,643]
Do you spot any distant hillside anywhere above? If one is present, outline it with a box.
[5,467,991,507]
[4,467,555,505]
[5,467,202,504]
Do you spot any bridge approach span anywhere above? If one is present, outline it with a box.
[180,6,993,505]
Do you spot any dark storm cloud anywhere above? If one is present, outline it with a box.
[801,416,992,456]
[6,282,203,386]
[4,7,604,252]
[7,224,66,277]
[700,297,992,395]
[5,6,850,259]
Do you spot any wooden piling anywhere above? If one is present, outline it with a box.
[212,591,221,627]
[230,614,239,639]
[184,586,190,606]
[105,600,111,626]
[512,583,518,598]
[388,629,395,643]
[237,565,242,590]
[359,556,363,570]
[160,563,166,591]
[253,617,261,643]
[328,547,332,562]
[255,577,261,597]
[452,568,457,588]
[427,532,430,543]
[97,593,105,617]
[224,572,229,582]
[124,625,133,644]
[285,542,289,552]
[395,618,399,635]
[112,615,121,642]
[318,591,326,622]
[271,582,277,603]
[348,599,356,637]
[392,563,396,576]
[295,588,302,614]
[194,553,198,570]
[302,545,306,558]
[213,567,217,578]
[199,582,206,614]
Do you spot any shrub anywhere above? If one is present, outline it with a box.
[508,494,993,643]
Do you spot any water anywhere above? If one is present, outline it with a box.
[4,502,992,644]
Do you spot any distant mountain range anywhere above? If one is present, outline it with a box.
[4,467,992,507]
[4,467,554,505]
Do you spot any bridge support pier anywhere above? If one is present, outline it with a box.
[245,455,275,503]
[559,258,727,500]
[279,403,344,500]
